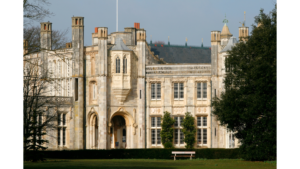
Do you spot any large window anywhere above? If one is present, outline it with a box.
[197,82,207,99]
[151,83,161,100]
[116,57,120,73]
[174,116,184,146]
[57,113,67,146]
[174,83,184,100]
[197,116,207,146]
[151,117,161,146]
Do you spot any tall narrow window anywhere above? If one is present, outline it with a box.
[57,128,61,146]
[157,83,161,99]
[197,83,201,98]
[75,78,78,101]
[140,90,141,99]
[63,114,66,126]
[116,57,120,73]
[93,83,96,99]
[151,117,162,146]
[179,83,184,99]
[63,128,66,145]
[203,129,207,144]
[76,19,78,25]
[57,113,61,126]
[151,84,155,100]
[203,83,207,98]
[197,116,208,146]
[123,57,127,73]
[91,57,95,75]
[174,83,178,99]
[174,116,184,146]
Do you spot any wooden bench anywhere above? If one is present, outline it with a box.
[171,151,195,161]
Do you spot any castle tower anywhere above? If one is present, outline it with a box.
[211,31,220,76]
[220,15,232,47]
[71,16,85,149]
[97,27,108,149]
[211,30,221,148]
[239,27,249,42]
[40,22,52,76]
[136,28,146,148]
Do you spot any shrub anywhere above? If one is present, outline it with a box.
[31,148,241,159]
[161,111,175,148]
[182,112,196,149]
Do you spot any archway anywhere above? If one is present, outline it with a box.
[111,116,127,149]
[109,108,135,149]
[88,112,99,149]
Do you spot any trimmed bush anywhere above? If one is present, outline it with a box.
[28,148,241,159]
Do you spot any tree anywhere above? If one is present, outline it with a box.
[23,25,70,54]
[161,111,175,148]
[182,112,196,149]
[23,0,54,26]
[23,61,57,161]
[212,6,276,161]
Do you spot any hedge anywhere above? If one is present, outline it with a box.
[30,148,241,159]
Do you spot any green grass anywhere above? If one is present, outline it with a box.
[24,159,276,169]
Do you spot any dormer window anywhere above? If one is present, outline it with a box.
[116,56,120,73]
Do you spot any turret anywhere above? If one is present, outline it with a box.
[211,31,220,76]
[40,22,52,76]
[71,16,85,149]
[238,27,249,42]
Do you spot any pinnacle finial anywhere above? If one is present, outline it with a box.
[223,14,228,25]
[186,37,188,42]
[168,36,169,41]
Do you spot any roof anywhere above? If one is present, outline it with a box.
[221,24,232,36]
[111,38,132,51]
[221,36,238,53]
[149,44,211,64]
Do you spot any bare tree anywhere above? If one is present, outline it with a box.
[23,54,73,161]
[23,25,70,54]
[23,0,54,26]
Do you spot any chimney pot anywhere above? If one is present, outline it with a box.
[95,27,98,33]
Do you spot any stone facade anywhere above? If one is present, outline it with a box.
[23,17,248,150]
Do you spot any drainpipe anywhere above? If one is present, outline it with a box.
[210,80,212,148]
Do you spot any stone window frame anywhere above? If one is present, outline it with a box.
[89,80,97,105]
[173,116,184,146]
[57,111,68,147]
[172,79,187,101]
[150,83,161,100]
[196,116,208,146]
[150,116,162,146]
[147,78,164,102]
[195,79,209,101]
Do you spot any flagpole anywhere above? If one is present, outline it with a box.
[116,0,118,32]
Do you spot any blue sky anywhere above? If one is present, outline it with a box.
[31,0,276,47]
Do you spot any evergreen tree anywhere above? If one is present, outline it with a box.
[212,6,276,161]
[182,112,196,149]
[161,111,175,148]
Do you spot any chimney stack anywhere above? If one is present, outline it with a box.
[134,22,140,29]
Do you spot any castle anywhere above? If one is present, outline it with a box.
[23,16,250,150]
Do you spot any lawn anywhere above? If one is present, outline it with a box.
[24,159,276,169]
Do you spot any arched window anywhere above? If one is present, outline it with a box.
[90,114,98,148]
[116,57,120,73]
[123,56,127,73]
[214,34,217,40]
